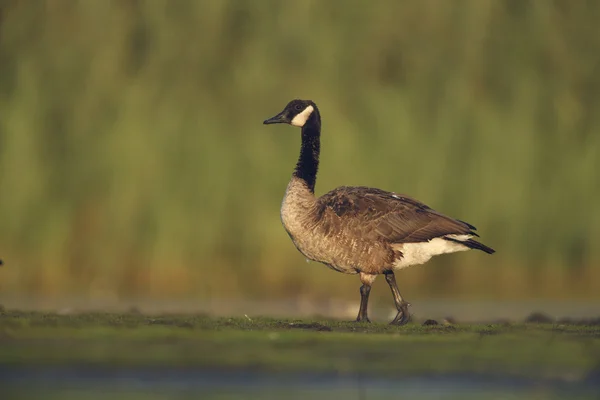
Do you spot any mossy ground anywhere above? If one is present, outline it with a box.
[1,310,600,382]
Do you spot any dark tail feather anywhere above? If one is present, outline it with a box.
[456,220,480,237]
[445,237,495,254]
[457,219,477,230]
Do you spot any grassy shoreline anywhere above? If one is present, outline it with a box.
[1,311,599,381]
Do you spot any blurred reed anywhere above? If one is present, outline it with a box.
[0,0,599,306]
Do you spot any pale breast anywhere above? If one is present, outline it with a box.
[280,179,395,275]
[280,180,358,274]
[280,184,324,261]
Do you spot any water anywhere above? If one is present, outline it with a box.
[1,366,599,400]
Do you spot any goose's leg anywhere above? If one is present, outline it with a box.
[356,273,376,323]
[384,271,411,325]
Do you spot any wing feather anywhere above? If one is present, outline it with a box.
[317,186,476,244]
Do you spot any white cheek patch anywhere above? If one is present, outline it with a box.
[291,105,314,127]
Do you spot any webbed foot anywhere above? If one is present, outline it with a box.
[389,302,411,326]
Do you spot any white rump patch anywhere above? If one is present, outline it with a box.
[291,105,314,127]
[392,234,472,270]
[445,234,471,241]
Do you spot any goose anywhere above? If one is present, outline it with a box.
[263,99,495,325]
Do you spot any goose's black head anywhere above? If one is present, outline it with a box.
[263,99,318,128]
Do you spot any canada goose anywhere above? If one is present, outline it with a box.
[264,99,495,325]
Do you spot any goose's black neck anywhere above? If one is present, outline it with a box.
[294,111,321,193]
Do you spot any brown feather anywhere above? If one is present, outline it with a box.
[317,186,477,245]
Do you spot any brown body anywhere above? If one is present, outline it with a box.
[281,177,491,277]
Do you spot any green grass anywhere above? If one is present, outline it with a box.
[1,311,600,381]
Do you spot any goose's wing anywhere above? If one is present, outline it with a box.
[317,186,477,243]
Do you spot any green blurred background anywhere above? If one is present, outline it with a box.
[0,0,599,314]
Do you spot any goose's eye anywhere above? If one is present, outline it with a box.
[294,104,303,111]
